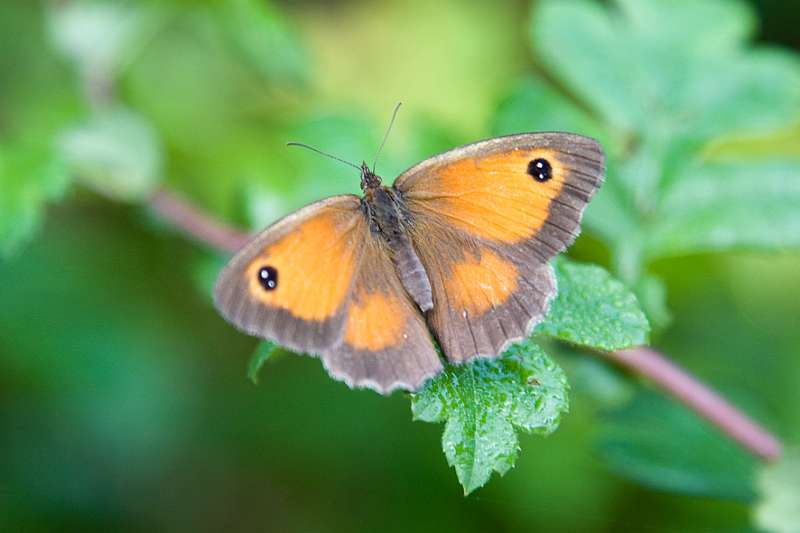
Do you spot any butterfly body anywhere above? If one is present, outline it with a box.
[360,164,434,312]
[215,132,605,393]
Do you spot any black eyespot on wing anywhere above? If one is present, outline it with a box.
[257,266,278,291]
[527,158,552,182]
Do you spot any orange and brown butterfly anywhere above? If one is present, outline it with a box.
[214,123,604,393]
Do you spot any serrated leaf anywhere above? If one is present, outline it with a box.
[0,144,70,256]
[536,259,650,350]
[247,341,279,385]
[755,449,800,533]
[411,343,568,494]
[598,390,757,500]
[58,106,162,201]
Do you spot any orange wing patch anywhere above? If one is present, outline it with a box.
[246,211,358,321]
[343,291,407,350]
[445,247,518,316]
[406,148,565,244]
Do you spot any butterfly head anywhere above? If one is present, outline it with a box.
[360,161,383,192]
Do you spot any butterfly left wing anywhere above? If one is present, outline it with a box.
[214,195,366,355]
[394,132,604,364]
[214,194,441,393]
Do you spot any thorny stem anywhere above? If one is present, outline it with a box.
[149,188,784,463]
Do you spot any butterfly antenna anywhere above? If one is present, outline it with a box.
[286,142,361,172]
[372,101,402,173]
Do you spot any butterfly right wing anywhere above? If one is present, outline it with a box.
[394,133,604,364]
[213,195,366,354]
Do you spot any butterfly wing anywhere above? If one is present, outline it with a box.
[324,233,442,393]
[214,194,441,392]
[394,132,604,363]
[214,195,366,354]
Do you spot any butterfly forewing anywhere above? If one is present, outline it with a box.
[213,195,366,354]
[394,132,605,364]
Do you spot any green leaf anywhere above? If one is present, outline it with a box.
[676,49,800,142]
[531,0,642,133]
[492,77,605,141]
[536,259,650,350]
[524,0,800,299]
[217,0,309,84]
[648,159,800,256]
[755,449,800,533]
[247,341,279,385]
[248,112,376,221]
[632,274,673,332]
[190,252,229,300]
[0,144,70,256]
[411,342,568,494]
[616,0,755,55]
[598,390,757,500]
[58,106,162,201]
[47,2,146,77]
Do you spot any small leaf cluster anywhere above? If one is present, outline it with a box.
[409,259,649,493]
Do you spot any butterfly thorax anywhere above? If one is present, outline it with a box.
[361,166,434,313]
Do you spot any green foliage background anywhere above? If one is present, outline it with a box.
[1,0,799,531]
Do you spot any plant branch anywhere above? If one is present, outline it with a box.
[148,188,784,463]
[603,347,782,461]
[149,189,250,253]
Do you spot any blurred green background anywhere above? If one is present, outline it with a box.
[1,0,800,531]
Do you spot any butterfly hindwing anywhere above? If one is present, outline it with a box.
[394,132,605,363]
[323,233,442,392]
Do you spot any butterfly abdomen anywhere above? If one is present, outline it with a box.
[365,187,434,312]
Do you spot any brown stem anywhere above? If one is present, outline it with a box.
[149,189,250,253]
[603,347,782,461]
[147,188,785,463]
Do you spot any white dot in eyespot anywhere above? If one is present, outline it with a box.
[257,266,279,291]
[462,310,468,319]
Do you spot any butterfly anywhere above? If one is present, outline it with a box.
[214,130,604,393]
